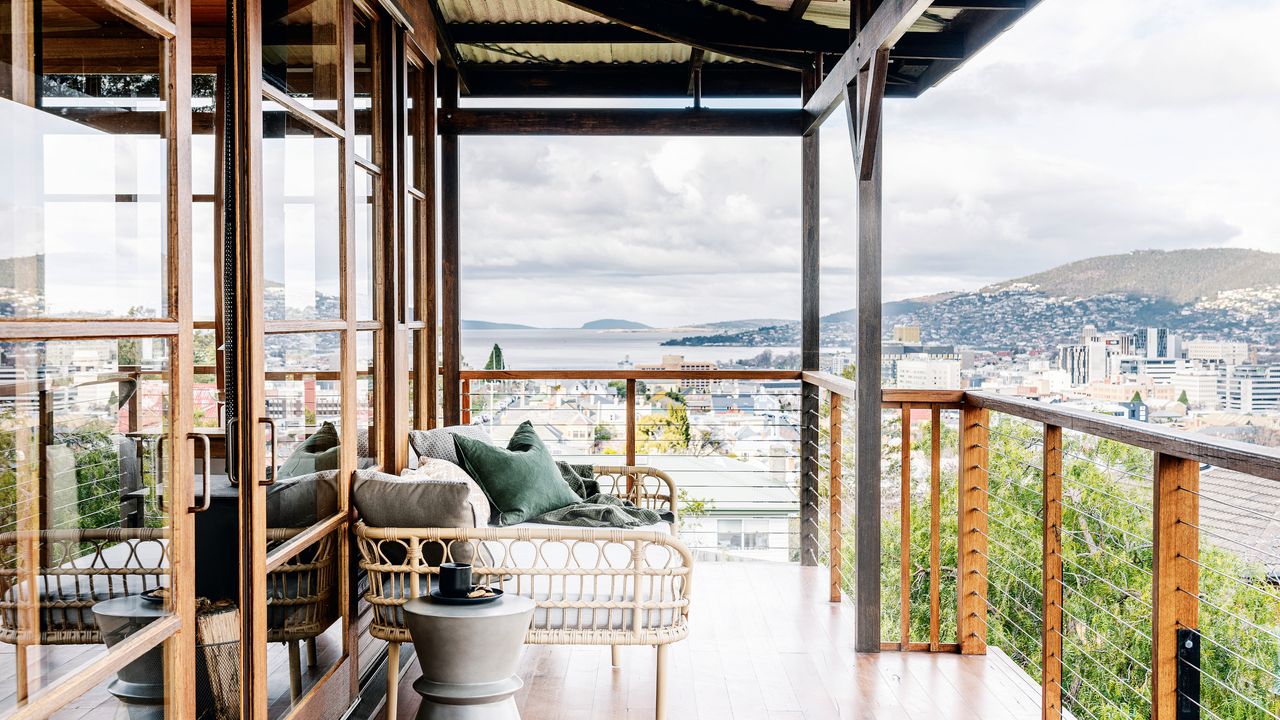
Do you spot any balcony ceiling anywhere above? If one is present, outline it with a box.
[433,0,1042,99]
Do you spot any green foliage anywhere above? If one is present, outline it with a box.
[593,423,613,443]
[638,399,691,454]
[484,344,505,371]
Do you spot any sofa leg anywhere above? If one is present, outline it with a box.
[611,645,620,667]
[655,644,668,720]
[386,641,400,720]
[288,641,302,701]
[306,637,318,667]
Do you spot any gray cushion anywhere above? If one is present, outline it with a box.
[352,469,480,565]
[401,458,494,527]
[267,470,340,528]
[408,425,493,466]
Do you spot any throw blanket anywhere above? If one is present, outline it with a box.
[530,463,675,528]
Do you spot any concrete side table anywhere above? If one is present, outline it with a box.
[403,594,536,720]
[93,595,169,719]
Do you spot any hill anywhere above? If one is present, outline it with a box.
[663,248,1280,350]
[462,320,538,330]
[581,319,650,330]
[991,248,1280,304]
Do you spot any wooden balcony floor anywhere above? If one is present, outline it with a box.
[388,562,1046,720]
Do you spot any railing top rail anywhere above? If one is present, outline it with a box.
[964,391,1280,482]
[458,369,804,381]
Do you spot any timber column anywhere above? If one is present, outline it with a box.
[798,62,822,567]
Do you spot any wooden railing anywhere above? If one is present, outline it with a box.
[804,371,1280,720]
[453,369,810,558]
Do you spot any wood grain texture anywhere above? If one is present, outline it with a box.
[1151,453,1198,720]
[438,65,461,426]
[967,391,1280,481]
[1041,425,1062,720]
[829,395,843,603]
[929,407,942,652]
[439,108,808,136]
[392,563,1049,720]
[957,406,989,655]
[899,405,911,651]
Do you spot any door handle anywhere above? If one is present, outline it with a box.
[188,432,212,513]
[259,417,277,486]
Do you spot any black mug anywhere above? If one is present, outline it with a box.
[438,562,472,598]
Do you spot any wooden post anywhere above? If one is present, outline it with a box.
[1152,453,1199,720]
[1042,424,1063,720]
[376,18,408,467]
[798,64,821,568]
[929,406,941,651]
[461,378,471,425]
[957,405,989,655]
[829,394,843,602]
[899,404,911,650]
[439,65,461,426]
[846,62,885,653]
[421,61,439,430]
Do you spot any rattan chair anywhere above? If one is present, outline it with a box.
[0,527,170,700]
[355,466,693,720]
[266,526,339,701]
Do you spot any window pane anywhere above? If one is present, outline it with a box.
[261,111,340,322]
[1,1,169,318]
[0,338,174,713]
[406,61,421,190]
[357,331,376,467]
[353,13,375,162]
[407,331,416,429]
[355,169,375,321]
[404,197,417,321]
[261,0,340,122]
[263,332,342,475]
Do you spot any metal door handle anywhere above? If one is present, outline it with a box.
[259,417,277,485]
[188,432,212,513]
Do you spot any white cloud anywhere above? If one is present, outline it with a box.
[459,0,1280,326]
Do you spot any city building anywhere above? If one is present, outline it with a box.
[1184,338,1251,366]
[635,354,718,392]
[1219,365,1280,412]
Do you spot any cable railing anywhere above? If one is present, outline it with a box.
[800,373,1280,720]
[456,369,805,563]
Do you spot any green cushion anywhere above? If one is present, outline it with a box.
[453,421,581,526]
[277,422,341,480]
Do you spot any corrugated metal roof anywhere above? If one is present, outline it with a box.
[458,42,747,65]
[440,0,604,25]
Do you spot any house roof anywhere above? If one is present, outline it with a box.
[1198,466,1280,578]
[435,0,1045,99]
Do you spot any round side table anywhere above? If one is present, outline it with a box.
[92,595,169,719]
[403,594,536,720]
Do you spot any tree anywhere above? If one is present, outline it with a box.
[1177,390,1190,406]
[484,344,505,371]
[1130,390,1143,403]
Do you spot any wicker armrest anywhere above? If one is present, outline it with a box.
[591,466,678,521]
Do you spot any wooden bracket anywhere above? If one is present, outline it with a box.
[842,48,889,182]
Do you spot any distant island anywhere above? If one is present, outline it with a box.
[581,319,651,330]
[462,320,539,330]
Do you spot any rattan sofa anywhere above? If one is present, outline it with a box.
[355,466,693,720]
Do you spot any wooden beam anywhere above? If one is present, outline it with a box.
[891,32,965,60]
[829,395,844,602]
[901,0,1044,98]
[450,21,846,52]
[788,0,815,22]
[798,64,821,569]
[459,62,800,98]
[957,406,989,655]
[439,66,462,426]
[853,74,884,653]
[438,108,807,136]
[854,48,889,181]
[965,391,1280,482]
[899,404,911,651]
[929,406,942,652]
[1042,425,1063,720]
[423,0,466,90]
[1152,454,1198,720]
[551,0,814,69]
[803,0,933,133]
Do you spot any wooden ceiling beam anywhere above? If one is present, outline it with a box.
[802,0,934,133]
[548,0,826,69]
[788,0,815,21]
[439,108,806,136]
[458,62,801,98]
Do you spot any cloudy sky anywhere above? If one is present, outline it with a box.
[456,0,1280,328]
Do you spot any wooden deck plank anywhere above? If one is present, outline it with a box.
[388,563,1049,720]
